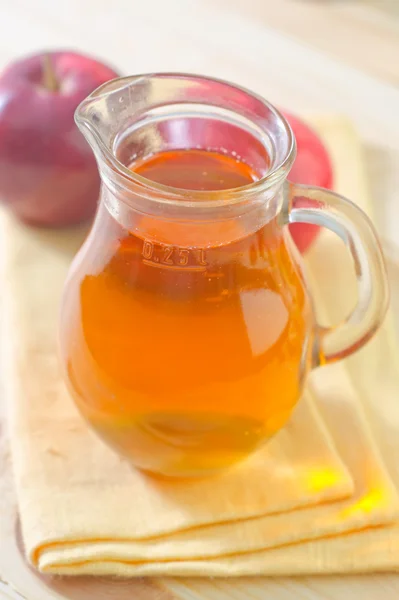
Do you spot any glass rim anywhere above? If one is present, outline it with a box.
[77,72,297,208]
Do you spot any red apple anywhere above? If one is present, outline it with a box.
[283,111,334,253]
[0,51,119,227]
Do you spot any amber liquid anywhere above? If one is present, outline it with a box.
[62,149,312,476]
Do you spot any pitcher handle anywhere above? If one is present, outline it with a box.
[284,182,389,365]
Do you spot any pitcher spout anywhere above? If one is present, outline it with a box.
[74,75,150,169]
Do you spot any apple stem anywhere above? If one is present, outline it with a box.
[42,54,59,92]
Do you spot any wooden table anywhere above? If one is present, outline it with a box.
[0,0,398,598]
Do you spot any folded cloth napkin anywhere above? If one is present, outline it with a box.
[3,116,399,577]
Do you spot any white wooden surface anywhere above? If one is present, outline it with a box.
[0,0,398,598]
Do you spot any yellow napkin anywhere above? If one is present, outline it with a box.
[3,116,399,576]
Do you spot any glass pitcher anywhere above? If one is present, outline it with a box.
[59,73,388,477]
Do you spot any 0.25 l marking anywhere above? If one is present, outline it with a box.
[142,241,207,271]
